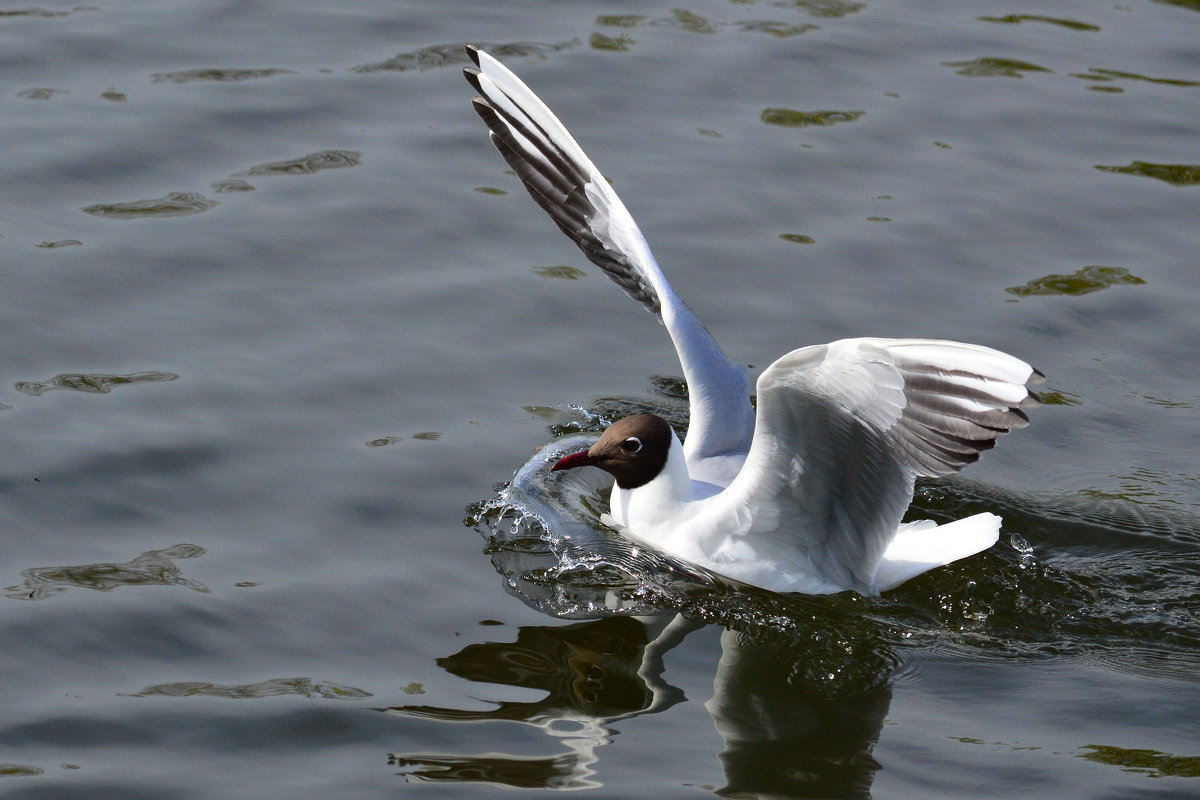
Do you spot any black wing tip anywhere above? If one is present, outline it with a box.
[470,96,499,126]
[463,66,484,94]
[464,44,482,66]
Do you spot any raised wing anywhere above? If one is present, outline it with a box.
[463,46,754,474]
[712,338,1040,595]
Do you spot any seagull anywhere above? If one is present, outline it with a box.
[464,46,1040,596]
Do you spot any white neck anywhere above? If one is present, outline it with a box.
[608,429,693,531]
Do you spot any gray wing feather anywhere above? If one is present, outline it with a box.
[717,338,1039,594]
[464,48,660,314]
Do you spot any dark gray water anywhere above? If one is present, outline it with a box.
[2,1,1198,797]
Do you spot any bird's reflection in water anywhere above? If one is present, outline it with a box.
[384,613,893,798]
[384,615,679,790]
[396,434,901,793]
[707,624,891,799]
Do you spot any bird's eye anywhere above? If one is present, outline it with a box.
[621,436,643,454]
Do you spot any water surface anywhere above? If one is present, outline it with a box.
[2,0,1198,797]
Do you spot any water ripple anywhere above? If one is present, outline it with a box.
[1095,161,1200,187]
[5,544,209,600]
[81,192,217,218]
[589,32,635,52]
[761,108,865,128]
[978,14,1100,32]
[17,87,66,100]
[942,57,1053,78]
[1005,265,1146,298]
[0,7,67,18]
[1072,68,1200,88]
[14,370,178,396]
[129,677,371,700]
[353,40,575,74]
[150,67,295,83]
[210,178,255,193]
[787,0,866,18]
[1077,744,1200,778]
[735,20,819,37]
[390,751,601,790]
[238,150,361,176]
[593,11,821,48]
[0,763,44,777]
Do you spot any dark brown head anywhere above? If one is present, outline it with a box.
[551,414,674,490]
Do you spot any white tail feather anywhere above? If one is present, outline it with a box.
[873,513,1002,591]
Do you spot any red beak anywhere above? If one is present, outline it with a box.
[551,449,596,472]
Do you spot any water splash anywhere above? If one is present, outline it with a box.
[469,403,1200,689]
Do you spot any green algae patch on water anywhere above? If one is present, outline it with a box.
[1095,162,1200,187]
[1078,745,1200,779]
[1005,266,1146,298]
[82,192,217,218]
[761,108,864,127]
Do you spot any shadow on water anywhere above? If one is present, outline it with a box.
[388,396,1200,794]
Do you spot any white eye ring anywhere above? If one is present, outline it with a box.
[621,436,643,454]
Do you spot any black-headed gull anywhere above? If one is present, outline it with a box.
[464,46,1040,596]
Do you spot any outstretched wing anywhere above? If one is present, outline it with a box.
[463,46,754,474]
[711,338,1040,594]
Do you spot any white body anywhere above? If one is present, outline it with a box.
[607,430,1002,595]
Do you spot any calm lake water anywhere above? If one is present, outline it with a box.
[2,0,1198,797]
